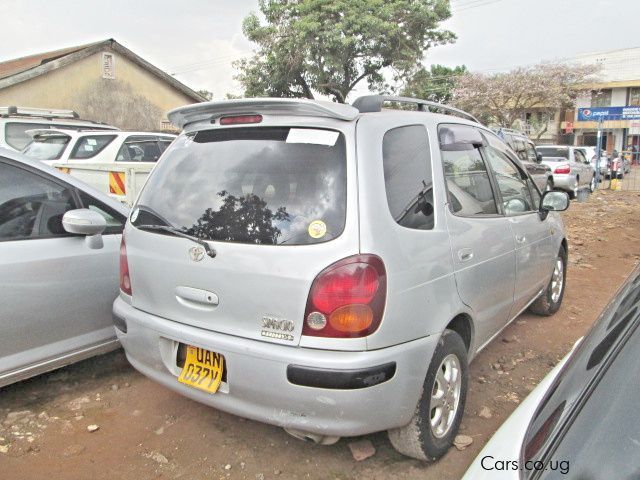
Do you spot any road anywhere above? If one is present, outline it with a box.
[1,190,640,480]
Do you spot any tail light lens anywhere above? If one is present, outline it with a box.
[119,236,132,295]
[302,255,386,338]
[554,164,571,174]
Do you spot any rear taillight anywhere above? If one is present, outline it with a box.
[119,237,132,295]
[554,164,571,174]
[302,255,386,338]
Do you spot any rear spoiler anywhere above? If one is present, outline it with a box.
[168,98,359,129]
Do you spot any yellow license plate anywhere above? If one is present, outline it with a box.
[177,346,225,394]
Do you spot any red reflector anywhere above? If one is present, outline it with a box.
[219,114,263,125]
[554,164,571,174]
[119,236,132,295]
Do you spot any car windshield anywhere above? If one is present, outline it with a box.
[22,136,71,160]
[537,147,569,160]
[133,127,347,246]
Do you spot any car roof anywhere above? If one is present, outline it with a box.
[0,146,129,216]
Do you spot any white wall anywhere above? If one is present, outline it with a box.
[573,47,640,83]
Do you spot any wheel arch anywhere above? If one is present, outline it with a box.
[445,313,474,355]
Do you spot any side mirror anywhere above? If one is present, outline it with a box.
[540,190,569,214]
[62,209,107,249]
[536,153,543,163]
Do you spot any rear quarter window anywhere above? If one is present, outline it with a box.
[382,125,434,230]
[70,135,116,159]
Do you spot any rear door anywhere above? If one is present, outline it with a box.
[439,124,516,348]
[125,123,359,347]
[0,158,124,380]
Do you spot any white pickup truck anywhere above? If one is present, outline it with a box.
[22,129,176,205]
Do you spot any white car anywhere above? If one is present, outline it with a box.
[0,106,117,152]
[22,129,176,205]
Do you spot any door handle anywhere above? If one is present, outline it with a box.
[458,249,474,262]
[516,234,526,244]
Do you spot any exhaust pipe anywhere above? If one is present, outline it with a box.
[284,428,340,445]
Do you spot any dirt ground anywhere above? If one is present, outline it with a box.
[2,188,640,480]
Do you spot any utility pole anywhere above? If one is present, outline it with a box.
[595,115,604,185]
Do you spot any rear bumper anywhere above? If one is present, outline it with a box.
[113,297,438,437]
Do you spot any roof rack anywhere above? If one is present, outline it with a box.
[0,106,79,119]
[352,95,479,123]
[168,98,360,129]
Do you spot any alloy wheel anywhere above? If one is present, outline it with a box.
[551,257,564,303]
[429,354,462,438]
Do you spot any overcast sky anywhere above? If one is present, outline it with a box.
[1,0,639,101]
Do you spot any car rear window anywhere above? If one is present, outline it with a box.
[537,147,569,160]
[22,135,71,160]
[70,135,117,159]
[133,127,347,245]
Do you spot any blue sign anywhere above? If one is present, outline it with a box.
[577,106,640,121]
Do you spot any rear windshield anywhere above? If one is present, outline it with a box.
[22,136,71,160]
[133,127,347,245]
[537,147,569,160]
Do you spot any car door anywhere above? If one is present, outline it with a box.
[524,140,550,190]
[439,124,516,349]
[0,158,124,385]
[481,141,554,317]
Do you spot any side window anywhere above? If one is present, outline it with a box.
[484,147,535,215]
[77,191,125,234]
[439,125,499,216]
[575,150,587,164]
[158,139,173,155]
[116,136,162,163]
[527,177,541,208]
[382,125,434,230]
[513,138,527,161]
[0,160,76,240]
[70,135,116,159]
[5,122,51,150]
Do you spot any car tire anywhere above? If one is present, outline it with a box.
[387,329,468,461]
[589,175,596,192]
[529,245,567,316]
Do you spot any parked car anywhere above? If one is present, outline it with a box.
[0,106,117,152]
[113,96,570,461]
[22,129,176,205]
[463,263,640,479]
[494,128,553,192]
[575,146,609,178]
[0,147,128,388]
[535,145,596,197]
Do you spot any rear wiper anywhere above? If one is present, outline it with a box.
[136,224,216,258]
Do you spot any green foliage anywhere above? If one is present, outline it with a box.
[196,90,213,101]
[400,64,467,103]
[235,0,455,103]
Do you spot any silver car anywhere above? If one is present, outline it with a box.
[113,96,570,461]
[0,148,128,387]
[536,145,596,197]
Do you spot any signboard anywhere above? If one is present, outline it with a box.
[577,106,640,121]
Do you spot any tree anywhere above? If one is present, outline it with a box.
[235,0,455,103]
[400,64,467,103]
[451,62,596,138]
[196,89,213,101]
